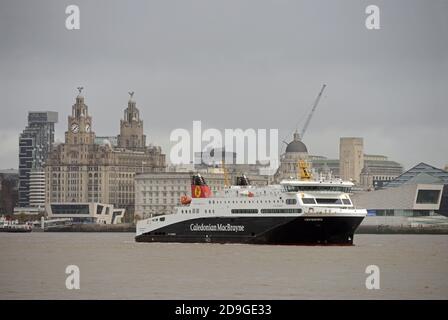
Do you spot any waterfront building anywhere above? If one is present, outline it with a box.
[0,169,19,214]
[274,131,309,182]
[384,162,448,188]
[29,170,45,208]
[352,183,443,217]
[384,162,448,216]
[311,153,403,188]
[352,162,448,221]
[339,137,364,183]
[45,89,165,220]
[135,172,269,218]
[18,111,58,207]
[363,154,404,188]
[45,202,124,224]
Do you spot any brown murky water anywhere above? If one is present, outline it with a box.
[0,233,447,299]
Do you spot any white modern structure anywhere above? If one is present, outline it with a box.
[46,202,125,224]
[352,183,443,217]
[29,170,46,208]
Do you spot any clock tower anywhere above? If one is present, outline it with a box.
[117,91,146,150]
[65,87,95,145]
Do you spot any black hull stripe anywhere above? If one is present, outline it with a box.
[136,216,364,245]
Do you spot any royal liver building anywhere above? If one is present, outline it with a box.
[45,89,165,217]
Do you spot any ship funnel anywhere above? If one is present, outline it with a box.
[191,174,213,198]
[235,174,251,186]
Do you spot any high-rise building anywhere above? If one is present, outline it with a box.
[18,111,58,207]
[0,169,19,214]
[29,170,46,208]
[339,137,364,183]
[45,89,165,219]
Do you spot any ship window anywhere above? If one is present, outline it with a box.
[316,198,343,204]
[284,185,352,193]
[261,209,302,214]
[342,199,351,205]
[231,209,259,214]
[286,199,297,205]
[302,198,316,204]
[160,217,165,221]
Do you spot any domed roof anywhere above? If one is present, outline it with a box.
[285,131,308,153]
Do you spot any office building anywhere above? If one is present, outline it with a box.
[339,137,364,183]
[18,111,58,207]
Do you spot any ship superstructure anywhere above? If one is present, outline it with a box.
[136,161,366,245]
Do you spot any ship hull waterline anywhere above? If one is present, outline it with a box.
[135,216,364,245]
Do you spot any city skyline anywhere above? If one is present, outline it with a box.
[1,0,447,170]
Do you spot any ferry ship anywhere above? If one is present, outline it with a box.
[135,161,367,245]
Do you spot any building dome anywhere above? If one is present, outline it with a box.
[285,131,308,153]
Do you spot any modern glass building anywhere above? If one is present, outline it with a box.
[18,111,58,207]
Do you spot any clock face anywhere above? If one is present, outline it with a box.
[85,124,91,133]
[71,123,79,133]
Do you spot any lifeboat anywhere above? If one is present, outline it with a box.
[180,195,192,205]
[239,190,255,197]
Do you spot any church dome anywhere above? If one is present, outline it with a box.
[285,131,308,153]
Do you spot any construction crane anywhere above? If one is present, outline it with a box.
[300,84,326,139]
[221,159,231,188]
[297,159,312,180]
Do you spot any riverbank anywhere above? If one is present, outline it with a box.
[357,225,448,234]
[43,223,135,232]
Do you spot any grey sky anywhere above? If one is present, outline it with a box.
[0,0,447,170]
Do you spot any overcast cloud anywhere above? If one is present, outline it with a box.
[0,0,447,170]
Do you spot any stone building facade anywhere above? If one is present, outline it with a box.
[45,90,165,220]
[339,137,364,183]
[274,131,309,182]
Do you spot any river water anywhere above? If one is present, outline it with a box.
[0,233,447,299]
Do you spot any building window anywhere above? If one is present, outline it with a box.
[416,190,440,204]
